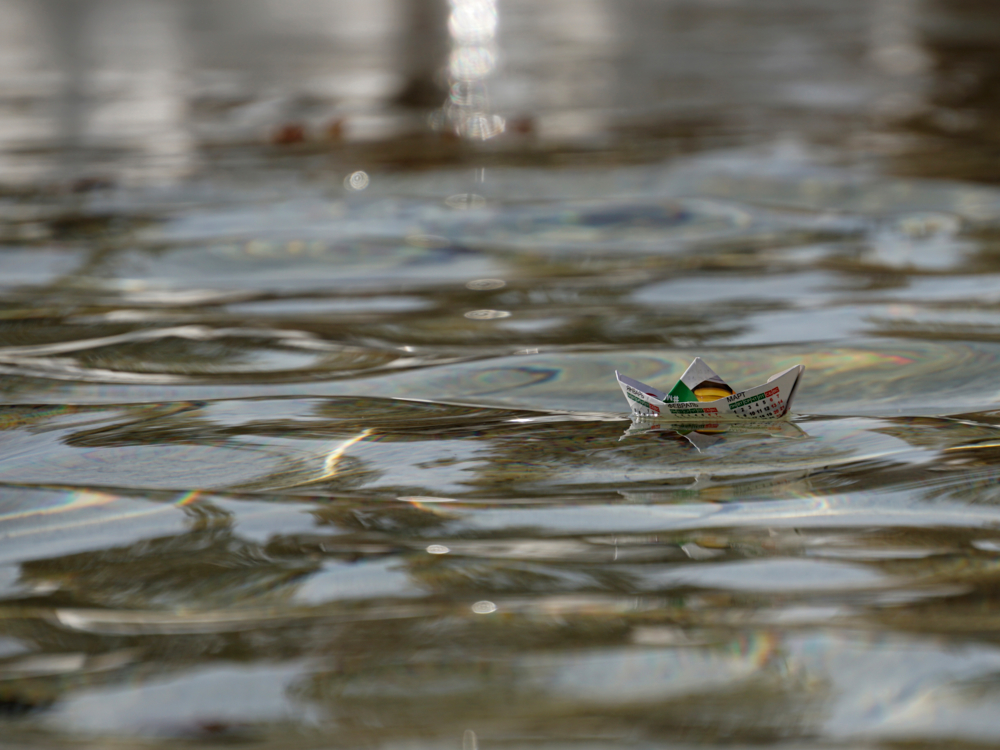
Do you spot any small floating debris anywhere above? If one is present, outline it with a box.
[616,357,804,420]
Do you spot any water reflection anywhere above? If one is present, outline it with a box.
[623,419,808,452]
[9,479,1000,744]
[7,0,1000,747]
[433,0,505,140]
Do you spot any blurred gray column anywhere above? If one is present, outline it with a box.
[394,0,449,108]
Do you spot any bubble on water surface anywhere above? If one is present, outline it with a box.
[344,171,369,191]
[464,309,511,320]
[465,278,506,290]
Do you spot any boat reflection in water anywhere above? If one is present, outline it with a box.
[623,419,808,451]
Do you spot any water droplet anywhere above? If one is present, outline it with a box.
[472,600,497,614]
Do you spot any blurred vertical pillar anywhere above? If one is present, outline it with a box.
[394,0,449,108]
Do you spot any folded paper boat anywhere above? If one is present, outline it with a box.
[616,358,805,420]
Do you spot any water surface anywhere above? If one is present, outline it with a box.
[5,1,1000,748]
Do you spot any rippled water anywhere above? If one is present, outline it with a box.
[7,1,1000,748]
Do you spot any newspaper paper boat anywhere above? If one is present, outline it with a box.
[616,358,805,421]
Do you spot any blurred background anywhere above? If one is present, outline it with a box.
[1,0,998,185]
[6,1,1000,749]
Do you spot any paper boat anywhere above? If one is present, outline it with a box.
[616,358,804,420]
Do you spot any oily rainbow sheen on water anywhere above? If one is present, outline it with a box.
[0,488,207,535]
